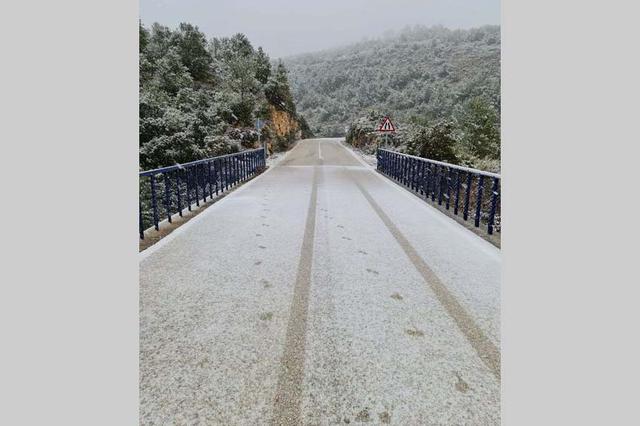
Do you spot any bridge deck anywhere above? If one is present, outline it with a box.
[140,138,501,425]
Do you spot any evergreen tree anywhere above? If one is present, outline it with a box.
[139,22,306,170]
[265,62,295,112]
[457,96,500,159]
[255,47,271,84]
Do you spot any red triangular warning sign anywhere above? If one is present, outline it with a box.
[377,116,396,132]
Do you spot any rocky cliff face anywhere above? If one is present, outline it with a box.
[264,105,301,153]
[268,105,300,139]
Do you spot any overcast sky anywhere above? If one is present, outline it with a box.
[140,0,500,58]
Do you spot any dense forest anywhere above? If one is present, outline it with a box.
[139,22,311,170]
[285,25,501,171]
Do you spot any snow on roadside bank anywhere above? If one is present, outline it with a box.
[266,151,285,168]
[338,139,377,167]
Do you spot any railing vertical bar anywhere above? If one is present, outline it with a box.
[391,152,395,178]
[454,170,461,215]
[419,160,425,195]
[410,157,414,188]
[194,165,200,207]
[201,163,207,203]
[413,159,418,192]
[237,155,240,182]
[232,156,237,186]
[207,161,213,199]
[438,166,443,204]
[405,157,409,186]
[176,170,182,217]
[423,162,430,199]
[139,199,144,240]
[402,156,407,185]
[474,175,485,228]
[463,173,472,221]
[445,167,452,210]
[150,175,159,231]
[164,173,172,223]
[224,157,229,191]
[431,165,438,202]
[212,159,218,196]
[186,167,192,211]
[231,155,235,186]
[391,153,398,181]
[488,177,499,234]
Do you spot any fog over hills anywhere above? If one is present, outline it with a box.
[284,25,500,139]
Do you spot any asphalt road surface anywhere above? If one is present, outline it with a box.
[140,138,501,425]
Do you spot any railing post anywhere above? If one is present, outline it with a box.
[402,156,407,186]
[454,170,461,215]
[224,157,229,191]
[386,151,390,174]
[186,167,192,211]
[176,170,182,217]
[392,153,396,178]
[194,165,200,207]
[394,153,399,180]
[488,177,500,234]
[201,163,207,203]
[409,157,413,189]
[411,158,417,191]
[233,155,237,185]
[424,163,430,199]
[164,173,172,223]
[445,167,452,210]
[236,155,240,184]
[463,173,472,221]
[405,157,409,186]
[150,175,159,231]
[432,165,438,202]
[208,161,213,199]
[437,166,444,205]
[419,160,425,195]
[139,199,144,239]
[230,156,234,186]
[213,159,219,195]
[474,175,485,228]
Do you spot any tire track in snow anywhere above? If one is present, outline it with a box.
[272,165,320,425]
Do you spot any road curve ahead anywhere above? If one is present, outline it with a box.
[140,138,501,425]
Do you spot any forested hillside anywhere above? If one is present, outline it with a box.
[285,25,500,171]
[139,22,311,170]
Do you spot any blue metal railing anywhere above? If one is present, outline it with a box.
[376,148,501,235]
[139,148,266,239]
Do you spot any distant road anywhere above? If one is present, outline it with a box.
[140,138,501,425]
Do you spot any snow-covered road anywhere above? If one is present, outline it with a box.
[140,138,501,425]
